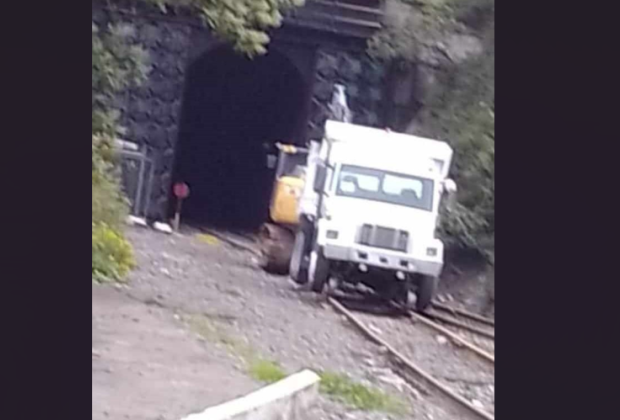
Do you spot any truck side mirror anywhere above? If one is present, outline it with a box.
[314,165,327,193]
[443,179,457,194]
[443,179,457,210]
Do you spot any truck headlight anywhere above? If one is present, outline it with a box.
[326,230,339,239]
[426,247,437,257]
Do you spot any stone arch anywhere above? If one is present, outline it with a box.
[171,44,308,229]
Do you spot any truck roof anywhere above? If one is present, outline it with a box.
[324,120,454,179]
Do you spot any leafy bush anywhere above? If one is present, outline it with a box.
[92,23,150,137]
[148,0,305,56]
[92,134,130,229]
[92,22,150,281]
[92,170,129,230]
[92,222,135,282]
[423,19,494,263]
[370,0,495,263]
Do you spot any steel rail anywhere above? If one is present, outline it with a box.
[328,297,494,420]
[407,309,494,364]
[423,311,495,340]
[432,302,495,327]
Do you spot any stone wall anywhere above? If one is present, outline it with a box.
[94,2,196,219]
[308,49,386,140]
[93,1,388,221]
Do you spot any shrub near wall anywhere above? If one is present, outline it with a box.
[92,222,136,281]
[92,135,137,282]
[92,21,148,282]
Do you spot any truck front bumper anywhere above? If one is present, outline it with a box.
[322,243,442,278]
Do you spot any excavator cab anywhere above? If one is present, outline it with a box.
[259,143,309,274]
[268,143,309,226]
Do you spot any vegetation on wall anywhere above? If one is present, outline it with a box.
[148,0,305,55]
[92,23,149,281]
[92,0,303,279]
[370,0,495,264]
[425,25,494,263]
[93,0,494,268]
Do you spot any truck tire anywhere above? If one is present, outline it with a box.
[415,275,438,312]
[290,230,309,284]
[391,282,410,306]
[310,249,330,293]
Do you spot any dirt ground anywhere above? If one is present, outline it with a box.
[92,226,490,420]
[92,285,257,420]
[436,251,495,317]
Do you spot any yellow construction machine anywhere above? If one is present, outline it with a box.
[258,143,309,274]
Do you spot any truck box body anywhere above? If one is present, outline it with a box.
[323,120,453,181]
[301,120,454,279]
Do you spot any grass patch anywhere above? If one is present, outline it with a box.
[248,359,287,383]
[185,314,284,383]
[319,371,407,414]
[186,314,225,343]
[185,314,251,355]
[186,314,406,414]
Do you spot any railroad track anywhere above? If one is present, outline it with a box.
[328,296,495,420]
[420,302,495,355]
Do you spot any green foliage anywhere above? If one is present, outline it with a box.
[92,137,129,232]
[92,22,150,137]
[92,21,150,281]
[424,17,494,262]
[368,0,453,63]
[92,222,136,282]
[92,169,129,230]
[147,0,305,55]
[370,0,494,262]
[319,371,407,414]
[248,359,287,383]
[198,0,305,55]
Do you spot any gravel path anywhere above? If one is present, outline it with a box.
[424,310,495,355]
[353,310,495,416]
[110,226,494,419]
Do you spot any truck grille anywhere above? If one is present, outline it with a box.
[358,224,408,252]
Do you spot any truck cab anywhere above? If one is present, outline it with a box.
[290,121,457,311]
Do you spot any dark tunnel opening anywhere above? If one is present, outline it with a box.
[171,46,307,231]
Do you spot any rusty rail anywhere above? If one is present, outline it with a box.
[423,311,495,340]
[432,302,495,327]
[407,310,494,364]
[328,297,494,420]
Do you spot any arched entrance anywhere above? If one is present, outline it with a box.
[172,46,307,230]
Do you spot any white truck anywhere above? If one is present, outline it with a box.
[289,120,457,310]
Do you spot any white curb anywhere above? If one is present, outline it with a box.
[180,369,321,420]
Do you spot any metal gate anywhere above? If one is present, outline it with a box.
[116,140,155,218]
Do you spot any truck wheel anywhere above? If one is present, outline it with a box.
[289,230,309,284]
[391,282,410,306]
[415,275,438,312]
[310,249,330,293]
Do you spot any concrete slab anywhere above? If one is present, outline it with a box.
[181,370,321,420]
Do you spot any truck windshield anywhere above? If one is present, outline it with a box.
[335,165,434,211]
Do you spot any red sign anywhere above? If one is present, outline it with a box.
[173,182,190,199]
